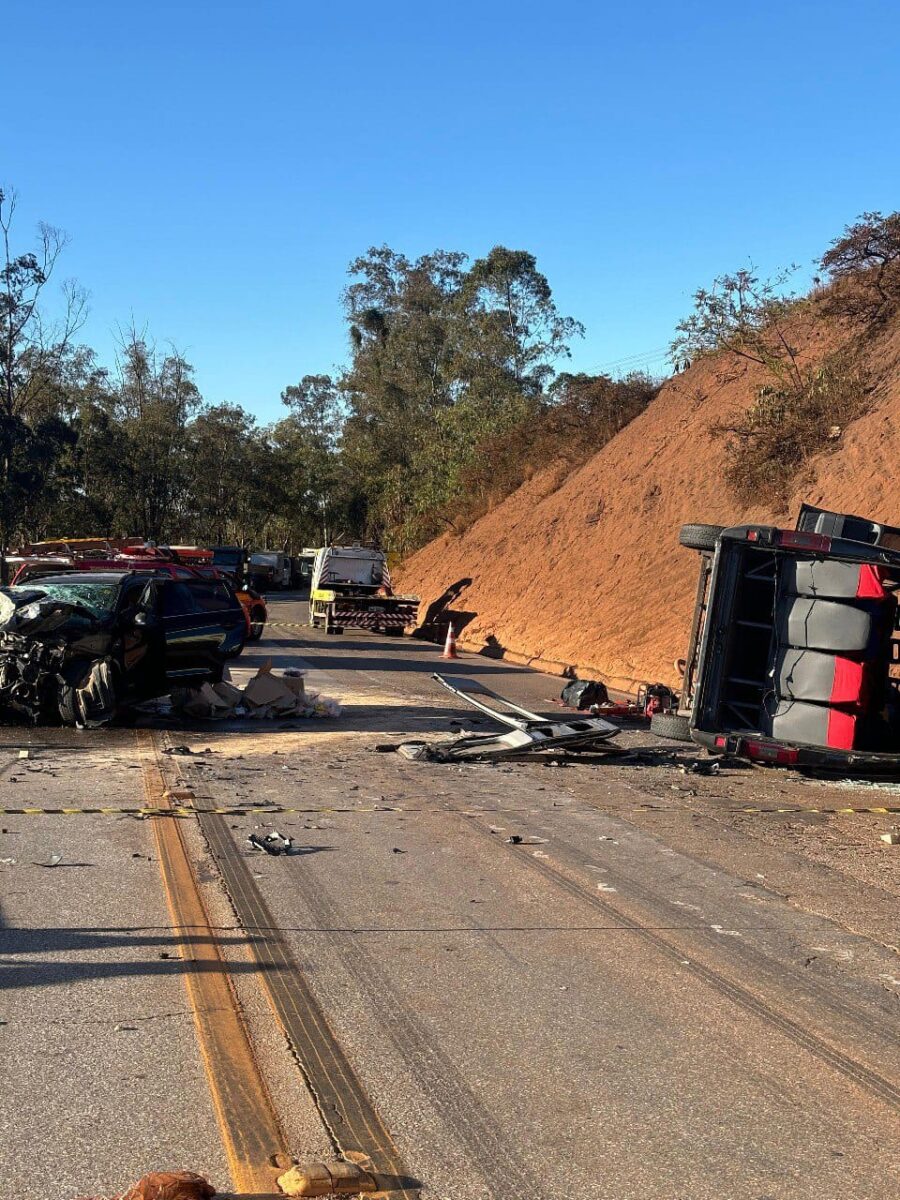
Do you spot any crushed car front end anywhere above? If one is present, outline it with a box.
[0,581,122,726]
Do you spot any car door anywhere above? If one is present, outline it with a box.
[157,579,246,681]
[188,579,247,663]
[115,578,167,699]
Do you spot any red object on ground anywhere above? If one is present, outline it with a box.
[117,1171,216,1200]
[442,622,458,659]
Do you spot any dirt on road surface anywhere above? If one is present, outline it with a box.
[1,592,898,1199]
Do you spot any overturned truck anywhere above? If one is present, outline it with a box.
[660,504,900,772]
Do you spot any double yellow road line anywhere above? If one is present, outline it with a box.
[137,730,287,1194]
[136,729,416,1196]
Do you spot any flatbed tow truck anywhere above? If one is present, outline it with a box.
[308,544,419,635]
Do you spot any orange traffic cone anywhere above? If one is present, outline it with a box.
[442,622,458,659]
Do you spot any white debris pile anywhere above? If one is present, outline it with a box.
[171,664,341,720]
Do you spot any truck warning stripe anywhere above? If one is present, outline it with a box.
[0,804,379,816]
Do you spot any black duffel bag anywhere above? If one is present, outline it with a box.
[560,678,609,710]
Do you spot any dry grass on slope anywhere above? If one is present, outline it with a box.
[397,314,900,687]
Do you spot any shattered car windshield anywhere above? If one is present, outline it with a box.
[7,582,119,621]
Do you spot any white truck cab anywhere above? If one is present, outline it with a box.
[308,545,418,635]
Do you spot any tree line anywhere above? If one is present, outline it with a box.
[0,186,659,578]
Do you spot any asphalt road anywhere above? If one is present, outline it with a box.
[2,591,899,1199]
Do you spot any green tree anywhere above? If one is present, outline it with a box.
[279,373,346,545]
[670,266,805,392]
[338,244,582,552]
[461,246,584,394]
[0,187,86,575]
[186,403,261,544]
[113,328,201,540]
[819,211,900,322]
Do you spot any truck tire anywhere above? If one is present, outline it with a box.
[650,711,694,742]
[679,523,724,551]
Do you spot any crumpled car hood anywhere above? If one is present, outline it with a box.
[0,589,117,725]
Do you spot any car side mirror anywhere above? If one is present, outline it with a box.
[133,610,153,627]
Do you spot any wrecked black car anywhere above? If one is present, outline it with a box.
[0,572,247,726]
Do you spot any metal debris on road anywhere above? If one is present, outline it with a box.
[35,853,63,868]
[681,760,721,775]
[396,673,620,761]
[247,830,295,855]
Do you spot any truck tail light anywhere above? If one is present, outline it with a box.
[775,530,832,553]
[744,740,800,765]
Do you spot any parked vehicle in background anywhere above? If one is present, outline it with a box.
[241,586,268,640]
[166,545,214,568]
[308,545,419,635]
[0,571,247,725]
[210,545,246,585]
[293,549,316,592]
[660,504,900,772]
[190,566,268,641]
[8,556,73,583]
[248,551,291,591]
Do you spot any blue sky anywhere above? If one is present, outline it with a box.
[5,0,900,422]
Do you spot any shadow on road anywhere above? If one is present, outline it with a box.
[0,923,271,991]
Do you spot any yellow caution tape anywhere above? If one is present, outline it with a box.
[0,804,378,816]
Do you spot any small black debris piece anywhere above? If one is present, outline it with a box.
[560,679,609,710]
[681,760,721,776]
[247,830,294,856]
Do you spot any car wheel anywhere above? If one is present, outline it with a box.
[58,660,119,727]
[57,685,80,726]
[679,523,725,551]
[649,711,694,741]
[248,608,266,640]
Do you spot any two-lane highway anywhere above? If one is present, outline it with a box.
[2,592,898,1198]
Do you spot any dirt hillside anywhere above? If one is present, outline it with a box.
[397,316,900,690]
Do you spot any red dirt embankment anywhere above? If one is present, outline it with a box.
[397,317,900,690]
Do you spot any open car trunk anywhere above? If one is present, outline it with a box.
[688,524,900,771]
